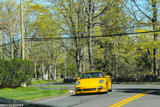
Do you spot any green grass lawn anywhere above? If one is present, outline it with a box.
[0,86,68,101]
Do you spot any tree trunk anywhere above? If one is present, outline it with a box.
[88,0,94,71]
[64,60,67,78]
[42,62,46,80]
[76,53,81,76]
[34,61,37,79]
[0,32,2,59]
[82,48,85,73]
[49,64,52,80]
[54,61,57,80]
[11,36,14,59]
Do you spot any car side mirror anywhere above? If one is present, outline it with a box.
[105,75,110,78]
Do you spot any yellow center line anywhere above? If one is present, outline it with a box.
[109,90,153,107]
[109,94,145,107]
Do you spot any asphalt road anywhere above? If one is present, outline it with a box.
[33,84,160,107]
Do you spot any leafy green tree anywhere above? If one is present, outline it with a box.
[24,1,64,80]
[0,0,20,59]
[125,0,160,76]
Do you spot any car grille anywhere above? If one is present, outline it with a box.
[83,88,96,91]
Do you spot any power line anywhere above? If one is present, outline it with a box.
[25,29,160,41]
[1,29,160,47]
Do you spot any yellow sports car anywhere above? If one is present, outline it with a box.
[75,71,112,95]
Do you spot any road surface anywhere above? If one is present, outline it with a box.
[33,84,160,107]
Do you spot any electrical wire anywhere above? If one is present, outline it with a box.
[25,29,160,41]
[0,29,160,47]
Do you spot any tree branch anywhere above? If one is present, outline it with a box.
[93,6,109,19]
[132,0,152,21]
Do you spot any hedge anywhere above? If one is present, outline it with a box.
[112,75,160,82]
[63,78,77,84]
[0,59,34,88]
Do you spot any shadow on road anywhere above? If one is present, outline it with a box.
[70,92,107,97]
[0,97,55,107]
[115,88,160,95]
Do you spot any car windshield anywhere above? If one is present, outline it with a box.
[80,72,104,79]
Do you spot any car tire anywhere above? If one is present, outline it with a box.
[75,93,79,96]
[109,89,112,92]
[108,84,112,92]
[109,85,112,92]
[105,84,108,94]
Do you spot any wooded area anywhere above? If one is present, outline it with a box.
[0,0,160,81]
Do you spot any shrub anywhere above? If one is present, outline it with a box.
[0,59,34,88]
[112,74,159,82]
[63,78,76,83]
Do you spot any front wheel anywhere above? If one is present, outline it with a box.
[108,89,112,92]
[108,84,112,92]
[108,85,112,92]
[105,84,108,94]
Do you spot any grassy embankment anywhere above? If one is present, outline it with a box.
[0,80,68,101]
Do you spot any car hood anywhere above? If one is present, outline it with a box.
[77,78,105,86]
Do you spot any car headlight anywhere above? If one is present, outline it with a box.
[99,79,104,84]
[76,81,80,85]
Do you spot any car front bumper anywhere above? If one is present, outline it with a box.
[75,85,107,94]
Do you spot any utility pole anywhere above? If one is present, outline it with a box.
[20,0,25,60]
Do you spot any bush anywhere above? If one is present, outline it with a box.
[112,74,159,82]
[63,78,77,83]
[0,59,34,88]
